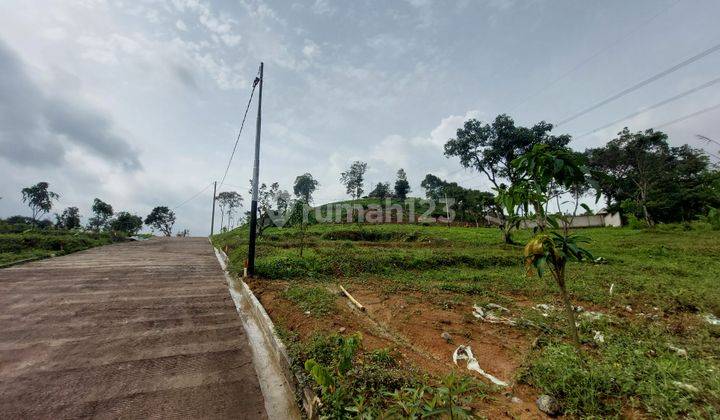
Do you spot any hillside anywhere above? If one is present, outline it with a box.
[213,222,720,418]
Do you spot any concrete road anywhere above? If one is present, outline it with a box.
[0,238,267,419]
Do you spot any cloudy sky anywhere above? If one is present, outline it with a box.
[1,0,719,235]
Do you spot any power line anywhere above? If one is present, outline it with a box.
[653,102,720,129]
[218,71,260,190]
[555,40,720,127]
[576,75,720,139]
[509,0,679,113]
[173,182,214,210]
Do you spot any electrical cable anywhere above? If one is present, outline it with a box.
[555,40,720,127]
[576,75,720,139]
[218,70,260,190]
[172,182,214,210]
[509,0,680,113]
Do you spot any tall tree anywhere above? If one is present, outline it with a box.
[293,173,319,256]
[21,182,59,223]
[293,173,319,203]
[217,191,243,231]
[368,182,390,200]
[144,206,176,236]
[444,115,571,238]
[88,198,113,232]
[444,115,571,190]
[394,168,411,200]
[340,161,368,199]
[55,207,81,230]
[587,128,673,226]
[110,212,143,235]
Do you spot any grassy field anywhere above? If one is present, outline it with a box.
[0,231,114,266]
[213,221,720,418]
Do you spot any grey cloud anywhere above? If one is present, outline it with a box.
[0,39,141,170]
[171,63,199,90]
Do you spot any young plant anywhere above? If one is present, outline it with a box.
[524,232,594,347]
[304,334,362,417]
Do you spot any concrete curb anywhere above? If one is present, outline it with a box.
[211,242,319,419]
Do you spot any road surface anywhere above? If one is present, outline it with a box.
[0,238,267,419]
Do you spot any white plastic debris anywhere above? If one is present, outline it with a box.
[667,344,688,357]
[672,381,699,393]
[580,311,604,321]
[593,330,605,344]
[473,304,516,326]
[609,283,615,295]
[452,345,508,387]
[704,314,720,326]
[486,303,510,313]
[533,304,555,317]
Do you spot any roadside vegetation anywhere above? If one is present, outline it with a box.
[212,113,720,418]
[214,221,720,417]
[1,181,181,266]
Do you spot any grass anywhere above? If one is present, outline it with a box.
[0,231,114,266]
[214,221,720,417]
[282,284,337,316]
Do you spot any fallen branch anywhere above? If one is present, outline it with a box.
[339,285,365,311]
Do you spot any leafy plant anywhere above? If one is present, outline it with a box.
[384,373,478,419]
[706,207,720,230]
[524,232,594,347]
[304,334,362,418]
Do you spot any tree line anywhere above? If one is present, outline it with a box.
[1,182,179,236]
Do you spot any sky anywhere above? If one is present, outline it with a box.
[1,0,719,235]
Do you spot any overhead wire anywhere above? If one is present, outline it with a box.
[172,181,214,210]
[555,40,720,127]
[653,102,720,130]
[218,69,260,190]
[508,0,680,114]
[575,75,720,139]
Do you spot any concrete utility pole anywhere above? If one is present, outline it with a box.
[247,62,263,277]
[210,181,217,236]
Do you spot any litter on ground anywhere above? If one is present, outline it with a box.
[704,314,720,326]
[473,304,516,325]
[452,345,508,387]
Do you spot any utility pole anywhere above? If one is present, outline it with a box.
[210,181,217,236]
[247,62,263,277]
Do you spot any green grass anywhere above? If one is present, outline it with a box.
[282,284,337,316]
[214,221,720,417]
[0,231,114,266]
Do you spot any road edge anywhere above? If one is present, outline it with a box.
[211,242,318,419]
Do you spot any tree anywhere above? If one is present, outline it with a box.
[217,191,243,231]
[293,173,319,203]
[340,161,367,199]
[512,144,591,231]
[55,207,81,230]
[586,128,718,226]
[586,128,669,227]
[144,206,176,236]
[368,182,390,200]
[21,182,59,223]
[110,212,143,235]
[444,115,571,190]
[88,198,113,232]
[444,115,570,239]
[293,173,319,256]
[394,169,411,200]
[525,233,594,348]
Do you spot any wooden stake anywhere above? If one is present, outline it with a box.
[339,285,365,311]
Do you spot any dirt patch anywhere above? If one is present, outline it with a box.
[246,277,546,418]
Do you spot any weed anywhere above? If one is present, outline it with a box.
[282,284,336,316]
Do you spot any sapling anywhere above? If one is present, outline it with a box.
[524,232,594,348]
